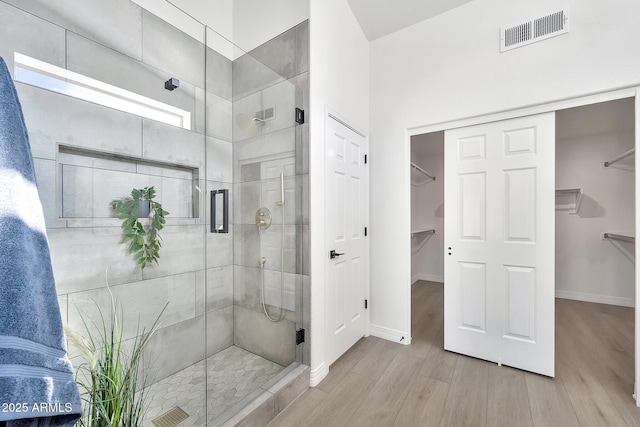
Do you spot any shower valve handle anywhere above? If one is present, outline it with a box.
[329,250,344,259]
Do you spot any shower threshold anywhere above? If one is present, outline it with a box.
[144,345,285,426]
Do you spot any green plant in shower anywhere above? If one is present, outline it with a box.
[65,278,168,427]
[112,186,169,269]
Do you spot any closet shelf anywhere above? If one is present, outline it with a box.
[411,228,436,238]
[604,148,635,168]
[603,233,635,243]
[555,188,583,214]
[411,162,436,186]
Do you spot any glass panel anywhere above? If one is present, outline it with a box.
[205,24,304,426]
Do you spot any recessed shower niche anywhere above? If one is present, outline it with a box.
[57,144,200,220]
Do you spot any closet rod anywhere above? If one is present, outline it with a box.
[604,148,635,167]
[603,233,635,243]
[410,162,436,181]
[411,229,436,238]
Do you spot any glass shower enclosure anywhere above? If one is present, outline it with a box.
[0,0,307,425]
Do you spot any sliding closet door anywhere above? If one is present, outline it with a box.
[444,113,555,377]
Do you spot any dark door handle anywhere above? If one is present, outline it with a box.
[329,250,344,259]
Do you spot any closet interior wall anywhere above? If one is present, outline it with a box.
[410,132,444,284]
[555,98,635,307]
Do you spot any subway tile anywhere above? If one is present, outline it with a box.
[16,83,143,160]
[66,32,198,127]
[142,10,204,88]
[207,305,234,356]
[2,0,143,60]
[206,46,232,101]
[206,137,233,183]
[234,306,296,367]
[0,2,65,76]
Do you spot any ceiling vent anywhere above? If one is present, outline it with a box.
[501,9,569,52]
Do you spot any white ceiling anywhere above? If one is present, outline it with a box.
[347,0,474,41]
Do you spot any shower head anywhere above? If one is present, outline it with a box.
[236,112,266,136]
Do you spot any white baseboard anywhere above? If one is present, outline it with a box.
[370,324,411,345]
[556,290,634,308]
[309,362,328,387]
[412,273,444,285]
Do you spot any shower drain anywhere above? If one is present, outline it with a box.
[152,406,189,427]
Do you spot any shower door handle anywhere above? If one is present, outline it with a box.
[210,189,229,233]
[329,250,344,259]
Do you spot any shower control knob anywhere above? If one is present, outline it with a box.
[329,250,344,259]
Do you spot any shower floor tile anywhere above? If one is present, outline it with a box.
[144,346,283,427]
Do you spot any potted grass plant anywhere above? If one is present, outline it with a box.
[65,284,167,427]
[112,187,169,269]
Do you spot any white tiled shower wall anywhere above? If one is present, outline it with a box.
[0,0,310,389]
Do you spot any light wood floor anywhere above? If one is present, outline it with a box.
[268,281,640,427]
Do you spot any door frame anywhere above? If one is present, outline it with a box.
[407,86,640,405]
[324,107,371,364]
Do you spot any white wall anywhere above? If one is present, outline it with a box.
[411,149,444,284]
[556,101,635,306]
[233,0,309,53]
[130,0,308,58]
[309,0,369,385]
[370,0,640,340]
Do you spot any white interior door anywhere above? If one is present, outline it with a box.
[444,112,555,377]
[325,114,368,366]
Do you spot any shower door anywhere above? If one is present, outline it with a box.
[205,24,306,426]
